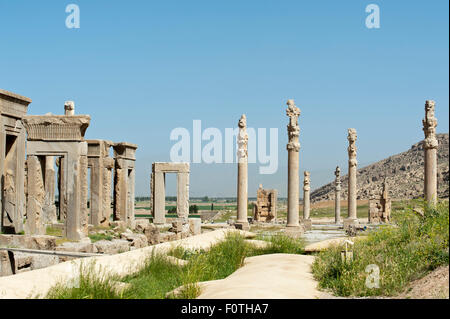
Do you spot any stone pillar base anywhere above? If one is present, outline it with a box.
[343,218,359,231]
[235,222,250,231]
[302,219,312,231]
[285,225,304,238]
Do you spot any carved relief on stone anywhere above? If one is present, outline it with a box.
[286,99,300,152]
[303,171,310,191]
[347,128,358,167]
[79,155,89,234]
[3,169,16,228]
[237,114,248,163]
[422,100,438,149]
[334,166,341,191]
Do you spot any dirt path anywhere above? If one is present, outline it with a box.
[196,254,334,299]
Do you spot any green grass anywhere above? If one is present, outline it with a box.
[312,200,449,297]
[88,233,114,243]
[46,233,305,299]
[46,226,62,237]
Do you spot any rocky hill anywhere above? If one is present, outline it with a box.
[311,133,449,202]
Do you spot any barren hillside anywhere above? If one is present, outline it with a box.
[311,133,449,202]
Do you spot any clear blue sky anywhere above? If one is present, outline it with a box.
[1,0,448,197]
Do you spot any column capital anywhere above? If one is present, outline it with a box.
[422,100,438,149]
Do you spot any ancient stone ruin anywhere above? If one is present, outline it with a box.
[252,184,277,222]
[236,114,249,230]
[285,99,303,235]
[368,179,391,224]
[423,100,438,206]
[334,166,341,224]
[302,171,312,230]
[344,128,358,230]
[150,162,190,225]
[0,89,31,235]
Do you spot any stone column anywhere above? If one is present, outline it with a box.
[43,156,57,224]
[153,171,166,224]
[334,166,341,224]
[422,100,438,206]
[345,128,358,229]
[64,101,75,116]
[24,156,45,235]
[177,172,189,221]
[303,171,312,230]
[113,159,126,222]
[286,100,302,233]
[236,114,249,230]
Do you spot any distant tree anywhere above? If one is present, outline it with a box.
[189,205,199,214]
[202,196,209,202]
[211,203,214,211]
[167,206,177,214]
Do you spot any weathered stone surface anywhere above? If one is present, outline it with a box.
[94,239,130,254]
[56,241,97,254]
[30,254,60,270]
[151,162,190,225]
[134,219,150,233]
[0,235,56,251]
[113,143,137,229]
[0,251,13,276]
[188,218,201,235]
[24,156,46,236]
[120,232,148,249]
[368,179,391,224]
[159,232,177,243]
[286,99,301,230]
[236,114,249,230]
[253,184,277,222]
[22,115,90,141]
[423,100,438,205]
[170,220,183,233]
[0,89,30,235]
[144,224,160,245]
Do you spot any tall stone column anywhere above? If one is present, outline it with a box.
[345,128,358,228]
[43,156,57,224]
[303,171,311,230]
[334,166,341,224]
[286,99,302,233]
[422,100,438,206]
[236,114,249,230]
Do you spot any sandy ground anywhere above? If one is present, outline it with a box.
[196,254,333,299]
[396,265,449,299]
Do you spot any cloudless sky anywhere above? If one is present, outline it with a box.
[1,0,448,197]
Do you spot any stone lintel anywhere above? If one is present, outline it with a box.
[0,89,32,118]
[113,142,137,160]
[22,115,90,141]
[153,162,190,173]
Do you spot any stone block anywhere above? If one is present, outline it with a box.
[144,224,160,245]
[188,218,201,236]
[94,239,130,254]
[120,232,148,249]
[134,219,150,233]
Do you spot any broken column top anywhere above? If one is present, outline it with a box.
[113,142,138,160]
[64,101,75,115]
[22,115,90,141]
[87,140,114,157]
